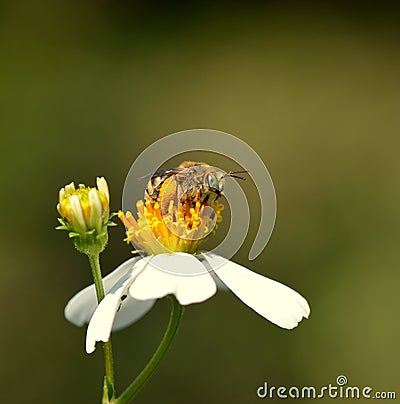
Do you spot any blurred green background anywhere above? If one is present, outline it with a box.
[1,1,399,402]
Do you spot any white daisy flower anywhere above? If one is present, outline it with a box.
[65,251,309,354]
[65,191,310,354]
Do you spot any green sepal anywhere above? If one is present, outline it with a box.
[109,212,118,220]
[102,377,109,404]
[96,232,107,240]
[107,221,117,227]
[57,217,68,226]
[56,217,110,255]
[56,217,71,231]
[102,376,115,404]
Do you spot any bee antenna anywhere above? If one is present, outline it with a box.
[224,170,247,181]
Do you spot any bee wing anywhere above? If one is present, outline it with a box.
[138,167,185,181]
[143,167,188,205]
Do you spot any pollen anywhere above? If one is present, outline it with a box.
[118,199,224,255]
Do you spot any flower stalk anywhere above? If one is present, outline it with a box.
[88,253,116,402]
[116,295,184,404]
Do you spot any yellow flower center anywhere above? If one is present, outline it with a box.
[118,199,224,255]
[59,186,109,227]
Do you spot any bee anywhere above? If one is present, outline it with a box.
[145,161,246,214]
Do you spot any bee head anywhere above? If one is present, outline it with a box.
[206,169,247,197]
[206,172,223,194]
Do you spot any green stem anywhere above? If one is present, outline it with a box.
[88,253,115,400]
[116,295,184,404]
[88,254,106,301]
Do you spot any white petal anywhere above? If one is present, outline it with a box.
[58,188,65,203]
[113,296,156,331]
[64,257,140,327]
[86,259,149,353]
[96,177,110,203]
[64,181,75,194]
[129,253,217,305]
[69,194,86,231]
[88,189,102,230]
[203,252,310,329]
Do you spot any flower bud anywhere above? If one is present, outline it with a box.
[56,177,115,255]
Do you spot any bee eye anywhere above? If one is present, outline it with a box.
[206,173,219,191]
